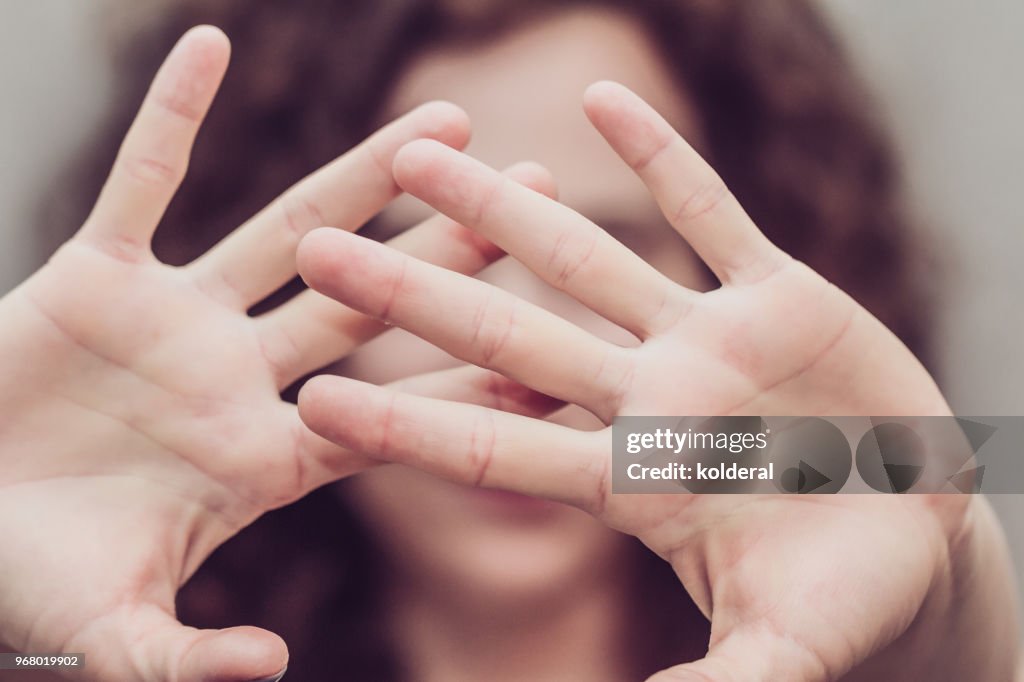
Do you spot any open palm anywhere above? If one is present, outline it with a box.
[297,82,1014,680]
[0,27,560,682]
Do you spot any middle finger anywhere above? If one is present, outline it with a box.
[297,228,633,422]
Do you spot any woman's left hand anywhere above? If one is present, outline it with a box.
[0,27,562,682]
[296,82,1020,681]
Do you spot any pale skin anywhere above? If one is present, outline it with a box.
[296,83,1022,680]
[0,22,1018,682]
[0,27,559,682]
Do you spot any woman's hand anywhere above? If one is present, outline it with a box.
[0,26,558,682]
[297,81,1019,680]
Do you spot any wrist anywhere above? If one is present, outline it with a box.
[902,496,1017,679]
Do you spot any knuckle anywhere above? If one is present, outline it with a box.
[630,131,674,174]
[672,177,732,224]
[547,224,599,288]
[256,320,303,387]
[192,264,245,308]
[153,91,205,123]
[364,133,394,178]
[80,227,149,263]
[469,291,516,367]
[376,256,408,321]
[731,245,793,286]
[467,409,498,487]
[375,390,401,460]
[587,445,612,517]
[279,190,326,240]
[473,172,509,227]
[646,287,691,336]
[592,346,634,420]
[119,154,183,187]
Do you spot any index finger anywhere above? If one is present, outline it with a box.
[392,140,687,339]
[79,26,230,257]
[583,80,787,285]
[188,101,471,308]
[298,375,609,513]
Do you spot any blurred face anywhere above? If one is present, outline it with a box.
[336,8,708,603]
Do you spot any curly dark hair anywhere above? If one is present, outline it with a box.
[41,1,937,678]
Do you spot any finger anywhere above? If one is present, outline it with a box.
[79,604,288,682]
[188,101,471,309]
[79,26,230,257]
[583,80,788,285]
[296,229,632,422]
[297,375,608,512]
[256,161,557,388]
[645,629,826,682]
[392,365,565,417]
[289,365,564,489]
[392,139,688,338]
[159,625,287,682]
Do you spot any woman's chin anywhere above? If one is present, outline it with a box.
[428,523,622,607]
[418,502,626,605]
[346,466,627,605]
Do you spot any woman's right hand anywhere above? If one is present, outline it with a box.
[0,26,556,682]
[294,82,1017,681]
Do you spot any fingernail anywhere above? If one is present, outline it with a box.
[249,666,287,682]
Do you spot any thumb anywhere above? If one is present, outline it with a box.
[174,626,288,682]
[646,628,829,682]
[82,605,289,682]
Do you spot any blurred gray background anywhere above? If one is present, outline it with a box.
[1,0,1022,610]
